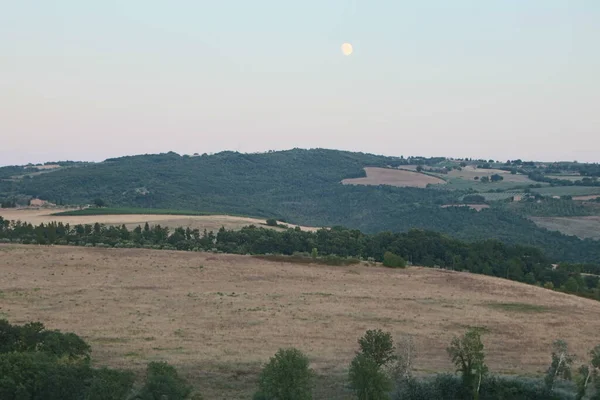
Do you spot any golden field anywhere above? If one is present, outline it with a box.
[2,245,600,398]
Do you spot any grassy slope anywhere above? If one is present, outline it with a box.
[3,245,600,399]
[4,149,600,262]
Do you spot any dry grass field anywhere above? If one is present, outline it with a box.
[342,167,446,188]
[546,175,584,182]
[25,164,61,170]
[444,166,534,183]
[0,208,317,232]
[573,195,600,201]
[441,204,490,211]
[2,245,600,398]
[531,216,600,240]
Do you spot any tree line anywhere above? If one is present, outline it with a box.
[1,217,599,301]
[271,328,600,399]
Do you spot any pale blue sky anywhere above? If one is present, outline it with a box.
[1,1,599,165]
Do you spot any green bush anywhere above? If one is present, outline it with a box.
[0,319,90,361]
[394,375,569,400]
[84,368,135,400]
[0,320,198,400]
[137,361,193,400]
[348,353,392,400]
[255,348,314,400]
[0,352,92,400]
[383,252,406,268]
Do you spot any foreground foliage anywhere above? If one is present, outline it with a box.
[2,319,598,399]
[254,348,314,400]
[447,329,488,400]
[0,320,199,400]
[395,374,569,400]
[349,354,393,400]
[346,328,588,400]
[349,330,396,399]
[136,362,193,400]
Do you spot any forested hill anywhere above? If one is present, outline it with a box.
[0,149,449,219]
[1,149,600,263]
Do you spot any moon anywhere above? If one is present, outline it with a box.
[341,42,353,56]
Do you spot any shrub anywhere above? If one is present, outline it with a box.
[348,354,392,400]
[544,282,555,290]
[311,248,318,259]
[255,348,314,400]
[137,361,193,400]
[85,368,136,400]
[383,252,406,268]
[0,352,92,400]
[0,320,90,361]
[394,375,565,400]
[266,219,278,227]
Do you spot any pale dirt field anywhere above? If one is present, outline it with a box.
[531,216,600,240]
[441,204,490,211]
[546,175,584,182]
[2,245,600,398]
[25,164,61,170]
[342,167,446,188]
[394,165,418,171]
[573,195,600,201]
[445,166,534,183]
[0,208,318,232]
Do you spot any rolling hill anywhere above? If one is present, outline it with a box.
[3,244,600,398]
[1,149,600,263]
[0,207,318,233]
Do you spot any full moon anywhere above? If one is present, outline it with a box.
[341,42,353,56]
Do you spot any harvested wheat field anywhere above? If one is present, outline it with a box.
[445,166,534,183]
[2,245,600,398]
[546,175,584,182]
[573,195,600,201]
[441,204,490,211]
[0,208,317,232]
[342,167,446,188]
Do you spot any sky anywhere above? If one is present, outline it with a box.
[1,0,599,166]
